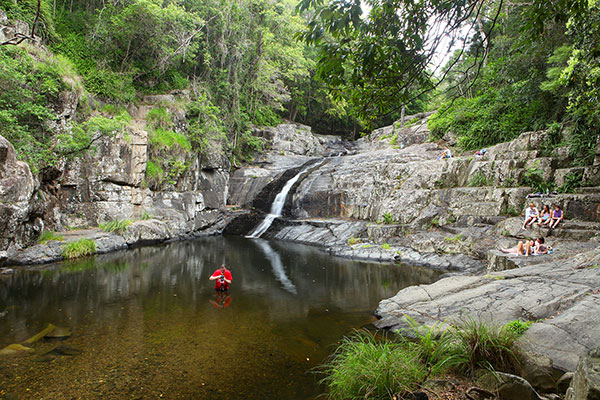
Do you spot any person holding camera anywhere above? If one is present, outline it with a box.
[209,264,232,291]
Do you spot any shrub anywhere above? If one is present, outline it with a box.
[149,128,192,152]
[145,160,164,185]
[62,239,96,259]
[38,230,65,244]
[99,219,132,234]
[382,212,394,224]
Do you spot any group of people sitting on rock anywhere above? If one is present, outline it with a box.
[522,203,564,230]
[501,237,550,256]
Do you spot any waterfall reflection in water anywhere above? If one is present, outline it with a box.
[0,236,441,400]
[253,238,297,294]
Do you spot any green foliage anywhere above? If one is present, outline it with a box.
[149,128,191,152]
[321,319,523,399]
[145,160,164,186]
[62,239,96,259]
[319,330,430,399]
[141,210,152,220]
[99,219,132,234]
[503,205,521,217]
[146,107,172,130]
[558,170,583,193]
[504,320,533,336]
[523,161,554,192]
[382,212,394,225]
[468,172,490,187]
[453,319,521,375]
[381,243,391,250]
[38,230,65,244]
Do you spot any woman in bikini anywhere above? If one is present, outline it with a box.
[537,205,552,227]
[500,239,535,256]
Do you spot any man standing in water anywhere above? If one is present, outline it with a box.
[209,264,232,291]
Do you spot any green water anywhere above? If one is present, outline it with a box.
[0,236,441,399]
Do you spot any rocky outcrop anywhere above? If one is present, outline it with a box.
[375,247,600,373]
[566,347,600,400]
[46,95,230,244]
[228,122,346,208]
[0,136,40,253]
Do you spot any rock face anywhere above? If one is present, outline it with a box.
[566,347,600,400]
[0,136,39,252]
[375,247,600,373]
[43,96,230,246]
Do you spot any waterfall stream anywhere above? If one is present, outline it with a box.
[246,159,325,238]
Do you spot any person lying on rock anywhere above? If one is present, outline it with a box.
[522,203,539,229]
[536,205,552,227]
[500,239,535,256]
[437,148,452,160]
[549,204,564,229]
[533,237,548,255]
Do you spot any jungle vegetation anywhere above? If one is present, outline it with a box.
[0,0,598,170]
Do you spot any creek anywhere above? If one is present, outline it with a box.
[0,236,441,399]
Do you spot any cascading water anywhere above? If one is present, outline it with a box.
[246,159,325,238]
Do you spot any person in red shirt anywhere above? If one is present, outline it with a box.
[209,264,232,291]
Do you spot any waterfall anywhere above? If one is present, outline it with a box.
[246,159,324,238]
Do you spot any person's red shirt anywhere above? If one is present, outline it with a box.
[211,268,232,290]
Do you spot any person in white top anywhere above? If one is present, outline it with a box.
[523,203,539,229]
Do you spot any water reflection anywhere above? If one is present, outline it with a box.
[0,236,441,399]
[253,238,297,294]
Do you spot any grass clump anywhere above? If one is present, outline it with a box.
[319,331,430,399]
[444,233,463,243]
[38,230,64,244]
[347,237,361,246]
[468,172,490,187]
[99,219,132,234]
[320,318,524,399]
[381,243,391,250]
[62,239,96,260]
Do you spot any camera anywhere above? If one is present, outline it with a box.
[219,275,225,283]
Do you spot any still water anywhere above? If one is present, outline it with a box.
[0,236,441,399]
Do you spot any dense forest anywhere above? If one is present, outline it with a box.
[0,0,598,173]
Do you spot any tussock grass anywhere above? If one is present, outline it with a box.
[99,219,132,234]
[320,318,526,399]
[62,239,96,260]
[38,230,64,244]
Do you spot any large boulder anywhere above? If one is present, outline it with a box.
[0,135,39,253]
[566,347,600,400]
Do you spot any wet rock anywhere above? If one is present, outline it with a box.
[0,343,35,357]
[565,347,600,400]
